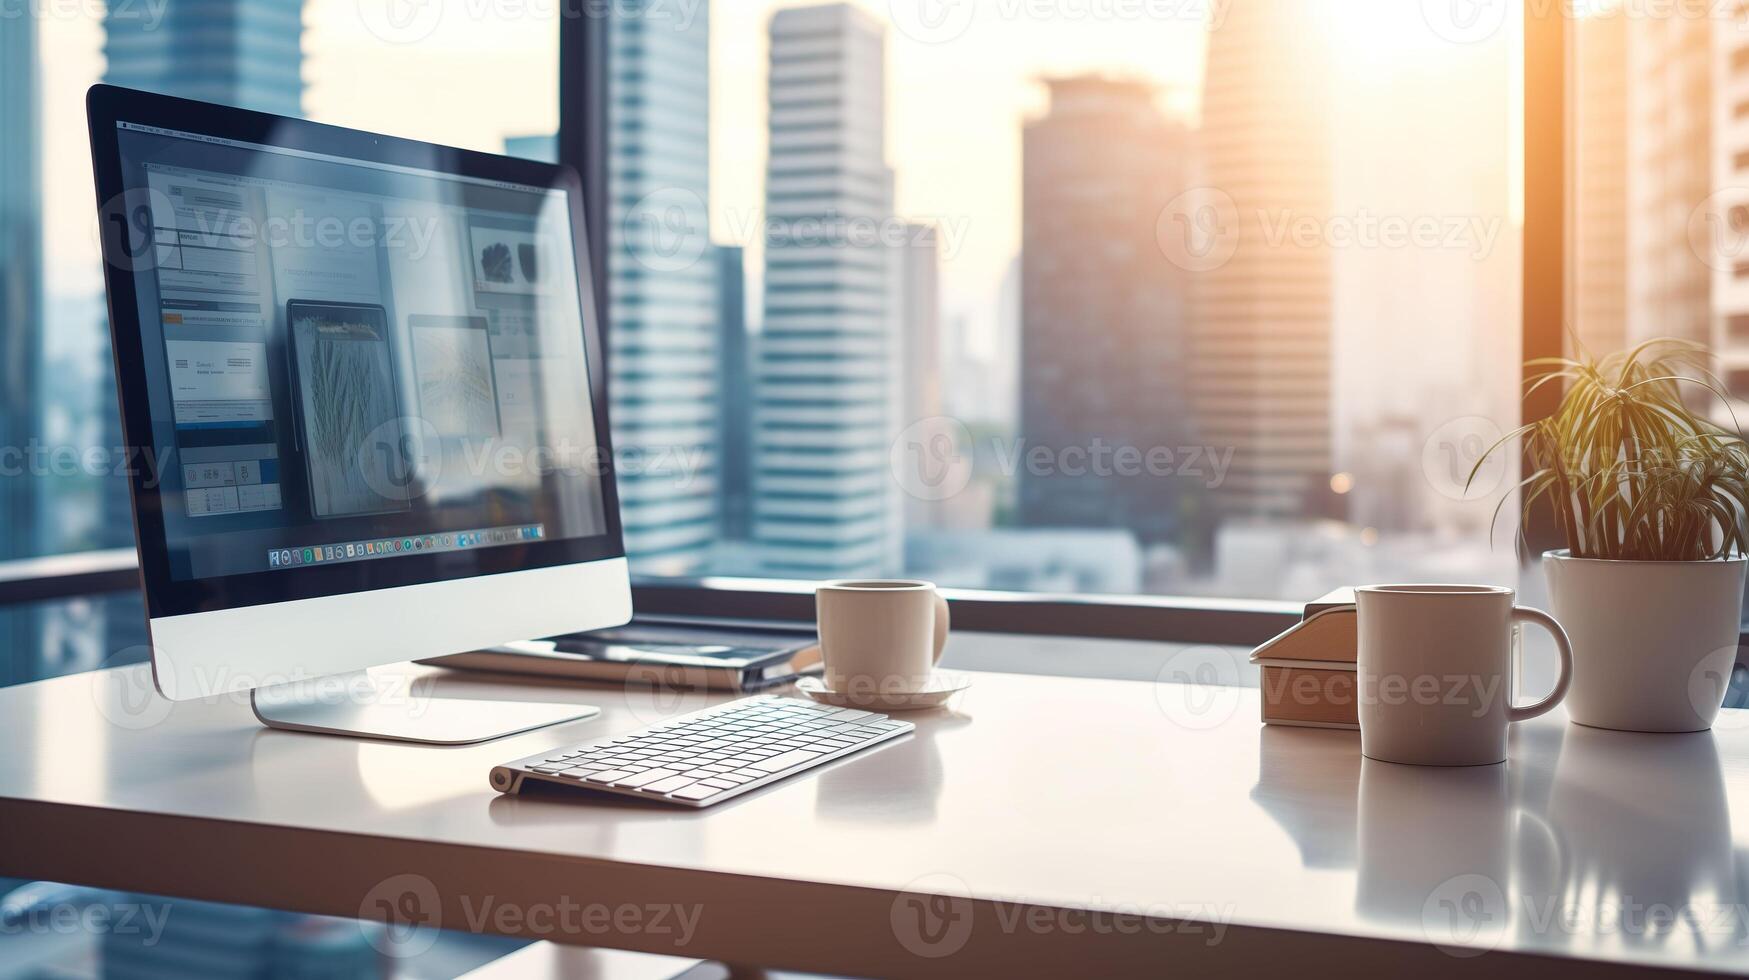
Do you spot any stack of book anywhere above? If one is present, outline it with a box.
[425,622,823,693]
[1249,588,1358,730]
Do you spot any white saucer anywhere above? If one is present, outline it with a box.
[795,672,971,711]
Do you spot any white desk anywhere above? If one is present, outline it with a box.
[1,657,1745,978]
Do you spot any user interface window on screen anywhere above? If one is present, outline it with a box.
[115,124,608,581]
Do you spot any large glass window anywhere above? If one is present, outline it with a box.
[7,0,558,688]
[605,0,1525,600]
[6,5,558,972]
[1569,1,1749,403]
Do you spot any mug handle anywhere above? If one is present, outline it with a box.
[931,591,950,665]
[1507,606,1573,723]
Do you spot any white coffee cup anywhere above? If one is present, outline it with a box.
[1357,584,1573,767]
[815,580,950,696]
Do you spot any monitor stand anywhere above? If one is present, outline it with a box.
[250,670,598,745]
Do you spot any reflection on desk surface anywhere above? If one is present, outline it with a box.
[1252,717,1749,955]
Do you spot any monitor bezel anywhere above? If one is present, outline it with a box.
[86,84,626,620]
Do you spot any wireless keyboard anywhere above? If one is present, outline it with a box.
[490,695,913,807]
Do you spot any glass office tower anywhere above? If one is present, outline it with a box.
[0,0,44,686]
[754,3,900,579]
[102,0,305,116]
[1019,77,1198,546]
[1193,0,1336,520]
[99,0,307,660]
[607,1,719,575]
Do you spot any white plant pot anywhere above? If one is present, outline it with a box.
[1542,550,1746,732]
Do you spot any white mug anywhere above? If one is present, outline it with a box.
[1357,584,1573,767]
[815,580,949,696]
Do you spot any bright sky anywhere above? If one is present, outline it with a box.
[36,0,1206,353]
[36,0,1517,372]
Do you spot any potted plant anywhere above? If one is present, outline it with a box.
[1474,340,1748,732]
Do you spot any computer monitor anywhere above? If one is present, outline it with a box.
[87,85,631,742]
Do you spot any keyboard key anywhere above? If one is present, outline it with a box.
[701,777,740,789]
[748,749,823,773]
[642,775,700,793]
[672,785,724,801]
[584,770,636,784]
[614,769,682,788]
[713,772,755,785]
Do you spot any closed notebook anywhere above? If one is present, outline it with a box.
[1250,591,1359,729]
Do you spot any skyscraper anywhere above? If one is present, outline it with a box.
[103,0,305,116]
[753,3,899,578]
[102,0,308,661]
[0,12,44,683]
[717,244,753,542]
[1710,24,1749,395]
[1573,11,1630,360]
[1627,14,1711,351]
[1192,0,1335,519]
[607,1,718,574]
[1018,77,1196,543]
[899,223,942,428]
[898,223,941,530]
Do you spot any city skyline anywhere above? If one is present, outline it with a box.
[14,0,1548,601]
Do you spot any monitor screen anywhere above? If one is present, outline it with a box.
[109,121,612,584]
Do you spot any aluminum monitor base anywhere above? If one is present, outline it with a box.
[251,670,597,745]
